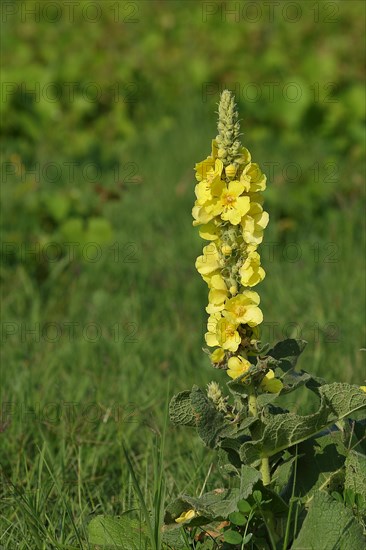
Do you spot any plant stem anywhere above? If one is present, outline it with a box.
[248,386,271,485]
[260,457,271,486]
[248,385,258,417]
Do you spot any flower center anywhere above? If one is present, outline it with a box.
[225,325,235,337]
[223,193,236,205]
[235,305,245,317]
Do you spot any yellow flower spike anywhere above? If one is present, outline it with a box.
[360,386,366,393]
[260,370,283,393]
[223,292,263,327]
[193,90,268,370]
[227,355,251,380]
[175,509,197,524]
[239,251,266,287]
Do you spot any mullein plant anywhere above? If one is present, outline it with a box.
[164,91,366,548]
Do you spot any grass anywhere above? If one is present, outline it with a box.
[1,98,365,548]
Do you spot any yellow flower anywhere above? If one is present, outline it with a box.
[194,160,225,207]
[195,244,221,277]
[223,292,263,327]
[195,157,215,182]
[175,509,197,524]
[194,181,212,206]
[211,180,250,225]
[241,203,269,246]
[216,317,241,351]
[211,348,225,364]
[239,251,265,287]
[192,203,215,226]
[205,312,222,347]
[240,162,266,193]
[227,355,251,380]
[260,370,283,393]
[206,274,228,314]
[360,386,366,393]
[199,221,220,241]
[236,146,251,166]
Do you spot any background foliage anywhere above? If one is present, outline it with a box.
[1,1,365,547]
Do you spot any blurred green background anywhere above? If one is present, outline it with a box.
[1,0,365,546]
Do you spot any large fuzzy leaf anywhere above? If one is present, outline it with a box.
[240,384,366,463]
[345,450,366,504]
[292,492,365,549]
[169,390,196,426]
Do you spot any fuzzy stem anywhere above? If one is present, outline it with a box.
[248,386,271,486]
[248,386,258,417]
[260,457,271,486]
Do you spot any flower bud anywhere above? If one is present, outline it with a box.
[229,284,238,296]
[225,164,237,179]
[221,244,232,256]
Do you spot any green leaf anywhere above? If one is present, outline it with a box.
[266,338,307,371]
[345,451,366,504]
[190,386,227,448]
[88,514,149,549]
[272,455,298,496]
[239,465,261,499]
[242,533,253,544]
[224,529,243,545]
[252,490,262,503]
[228,511,246,526]
[161,525,188,549]
[237,500,252,514]
[240,384,366,464]
[169,391,196,426]
[294,430,347,501]
[292,492,366,549]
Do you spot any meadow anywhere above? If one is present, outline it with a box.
[1,1,365,548]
